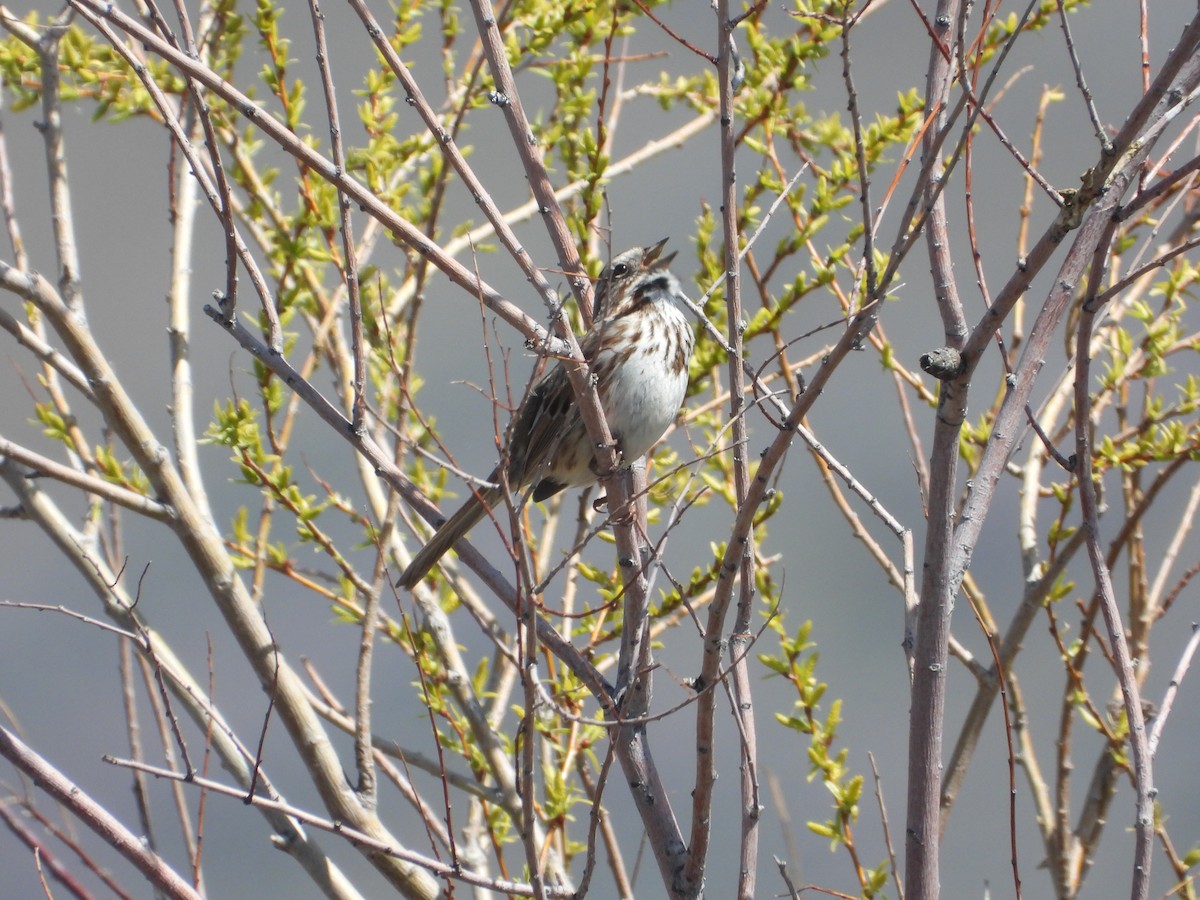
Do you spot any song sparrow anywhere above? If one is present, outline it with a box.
[398,239,694,588]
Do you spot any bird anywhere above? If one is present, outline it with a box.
[397,239,694,588]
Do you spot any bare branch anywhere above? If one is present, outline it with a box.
[0,727,201,900]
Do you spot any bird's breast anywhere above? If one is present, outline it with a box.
[594,309,692,461]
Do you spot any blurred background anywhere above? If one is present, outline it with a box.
[1,1,1198,898]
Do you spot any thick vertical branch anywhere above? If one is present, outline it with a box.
[717,5,760,899]
[27,16,82,312]
[905,3,965,898]
[681,2,751,887]
[159,0,218,532]
[909,20,1200,900]
[165,122,212,518]
[939,20,1200,838]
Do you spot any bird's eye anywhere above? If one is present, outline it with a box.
[612,263,629,277]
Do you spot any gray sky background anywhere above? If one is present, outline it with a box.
[2,1,1198,898]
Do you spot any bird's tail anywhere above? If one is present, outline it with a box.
[397,485,502,588]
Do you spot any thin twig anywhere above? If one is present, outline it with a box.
[1076,293,1154,898]
[307,0,366,430]
[103,756,576,898]
[1148,622,1200,758]
[868,752,903,900]
[0,800,108,900]
[1056,0,1112,153]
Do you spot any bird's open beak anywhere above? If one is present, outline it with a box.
[645,237,675,270]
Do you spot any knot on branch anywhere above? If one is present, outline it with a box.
[919,347,964,381]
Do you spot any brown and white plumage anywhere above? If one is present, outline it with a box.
[398,240,694,588]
